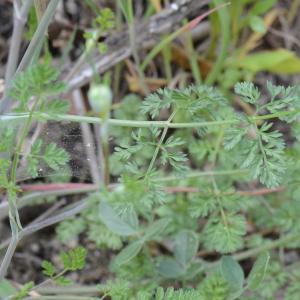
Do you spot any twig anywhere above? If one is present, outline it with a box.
[72,89,102,185]
[234,233,299,261]
[27,199,66,226]
[4,0,34,90]
[65,0,210,91]
[0,185,96,222]
[0,0,60,114]
[0,200,88,251]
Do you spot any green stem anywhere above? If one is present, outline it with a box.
[23,297,97,300]
[146,109,177,175]
[4,108,300,128]
[0,98,40,280]
[184,20,202,85]
[0,0,58,113]
[101,121,110,185]
[234,233,299,261]
[158,169,246,182]
[34,270,68,290]
[205,0,230,85]
[129,22,150,95]
[36,285,100,295]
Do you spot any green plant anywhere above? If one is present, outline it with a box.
[0,247,87,300]
[50,80,300,299]
[2,2,300,300]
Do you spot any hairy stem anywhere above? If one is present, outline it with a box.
[3,107,298,129]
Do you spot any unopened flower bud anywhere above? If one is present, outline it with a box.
[88,83,112,118]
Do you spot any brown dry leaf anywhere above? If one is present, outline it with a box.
[126,74,167,94]
[171,45,212,77]
[150,0,162,12]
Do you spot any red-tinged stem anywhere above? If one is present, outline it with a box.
[184,2,231,32]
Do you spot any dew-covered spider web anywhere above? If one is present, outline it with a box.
[6,118,102,184]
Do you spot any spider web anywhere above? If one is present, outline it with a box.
[12,120,102,184]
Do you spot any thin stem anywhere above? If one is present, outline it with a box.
[128,22,150,95]
[72,89,102,185]
[100,122,110,185]
[23,297,97,300]
[34,269,68,290]
[0,0,60,113]
[210,127,228,226]
[35,285,100,295]
[3,108,300,128]
[0,200,87,251]
[4,0,34,91]
[146,109,177,175]
[15,0,59,73]
[205,0,230,85]
[234,233,299,261]
[0,186,96,221]
[0,237,18,281]
[184,20,202,85]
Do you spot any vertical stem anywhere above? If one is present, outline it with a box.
[210,127,228,225]
[128,23,150,95]
[146,110,177,175]
[5,0,34,91]
[0,0,60,114]
[184,20,202,85]
[72,90,102,186]
[0,237,19,280]
[0,98,40,280]
[205,0,230,85]
[15,0,60,73]
[100,121,110,186]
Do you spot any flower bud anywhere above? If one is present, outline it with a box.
[88,83,112,118]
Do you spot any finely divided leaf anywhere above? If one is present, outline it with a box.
[234,82,260,104]
[60,247,87,271]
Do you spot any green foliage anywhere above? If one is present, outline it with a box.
[246,252,270,291]
[60,246,87,271]
[220,256,244,299]
[198,274,230,300]
[84,7,115,55]
[9,63,65,112]
[27,139,70,178]
[203,214,247,253]
[224,81,299,187]
[4,57,300,300]
[14,282,34,300]
[41,247,87,287]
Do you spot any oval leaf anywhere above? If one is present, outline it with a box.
[237,49,300,74]
[221,256,245,298]
[157,257,186,279]
[113,240,144,267]
[249,16,266,33]
[247,252,270,291]
[184,261,204,280]
[144,218,170,241]
[0,280,17,298]
[174,230,199,267]
[99,201,138,236]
